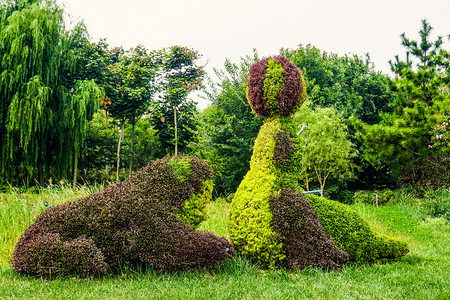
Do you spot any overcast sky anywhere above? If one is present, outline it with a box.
[57,0,450,109]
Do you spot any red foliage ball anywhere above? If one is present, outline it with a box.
[247,56,306,119]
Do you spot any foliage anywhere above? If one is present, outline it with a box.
[102,45,159,178]
[306,194,409,262]
[288,101,358,194]
[282,44,396,189]
[103,45,158,123]
[152,46,204,156]
[78,112,119,182]
[80,113,160,183]
[269,188,349,270]
[356,20,450,181]
[429,118,450,154]
[281,44,394,124]
[228,119,284,267]
[273,131,295,169]
[179,179,214,227]
[247,56,306,119]
[167,156,192,183]
[422,187,450,222]
[192,52,263,196]
[352,189,395,206]
[0,0,103,185]
[12,156,234,278]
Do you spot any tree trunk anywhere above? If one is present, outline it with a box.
[116,122,125,182]
[73,146,78,187]
[174,106,178,156]
[128,121,135,177]
[38,155,44,186]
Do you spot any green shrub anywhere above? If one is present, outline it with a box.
[167,156,192,183]
[423,187,450,222]
[306,194,409,262]
[229,119,285,268]
[353,189,395,206]
[179,179,214,227]
[12,155,235,278]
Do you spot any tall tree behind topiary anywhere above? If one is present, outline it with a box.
[191,51,262,196]
[152,46,204,156]
[102,45,159,180]
[355,20,450,184]
[0,0,103,185]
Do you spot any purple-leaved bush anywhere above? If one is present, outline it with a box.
[247,56,305,119]
[270,188,349,270]
[12,155,235,278]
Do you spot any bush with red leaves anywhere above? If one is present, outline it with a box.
[269,189,349,270]
[247,56,306,119]
[12,155,235,278]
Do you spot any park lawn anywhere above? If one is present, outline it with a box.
[0,187,449,300]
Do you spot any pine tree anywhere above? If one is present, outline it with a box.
[356,20,450,180]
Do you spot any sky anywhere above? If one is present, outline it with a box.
[57,0,450,109]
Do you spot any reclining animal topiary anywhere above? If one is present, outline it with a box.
[12,155,235,278]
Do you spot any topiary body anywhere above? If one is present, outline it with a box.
[229,56,408,270]
[12,155,235,278]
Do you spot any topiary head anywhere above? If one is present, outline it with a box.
[247,56,306,119]
[166,155,214,227]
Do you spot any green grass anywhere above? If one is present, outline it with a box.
[0,187,449,299]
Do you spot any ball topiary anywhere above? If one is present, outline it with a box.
[12,155,235,278]
[247,55,306,119]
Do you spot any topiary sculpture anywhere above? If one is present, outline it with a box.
[12,155,235,278]
[229,56,408,269]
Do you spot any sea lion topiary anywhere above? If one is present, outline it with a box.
[12,155,235,278]
[229,56,408,269]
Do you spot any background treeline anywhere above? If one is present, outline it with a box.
[1,0,449,200]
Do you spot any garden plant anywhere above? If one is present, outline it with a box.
[11,155,235,278]
[229,56,409,269]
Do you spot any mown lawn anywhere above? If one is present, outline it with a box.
[0,186,449,299]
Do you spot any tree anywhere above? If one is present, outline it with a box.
[102,45,158,180]
[289,101,357,195]
[0,0,103,185]
[281,45,394,124]
[355,20,450,181]
[153,46,204,156]
[191,51,262,196]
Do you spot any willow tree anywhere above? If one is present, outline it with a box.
[0,0,102,185]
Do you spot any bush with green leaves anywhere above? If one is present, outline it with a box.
[306,194,409,262]
[423,188,450,222]
[353,189,395,206]
[12,155,234,278]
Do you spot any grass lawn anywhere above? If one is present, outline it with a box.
[1,186,449,299]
